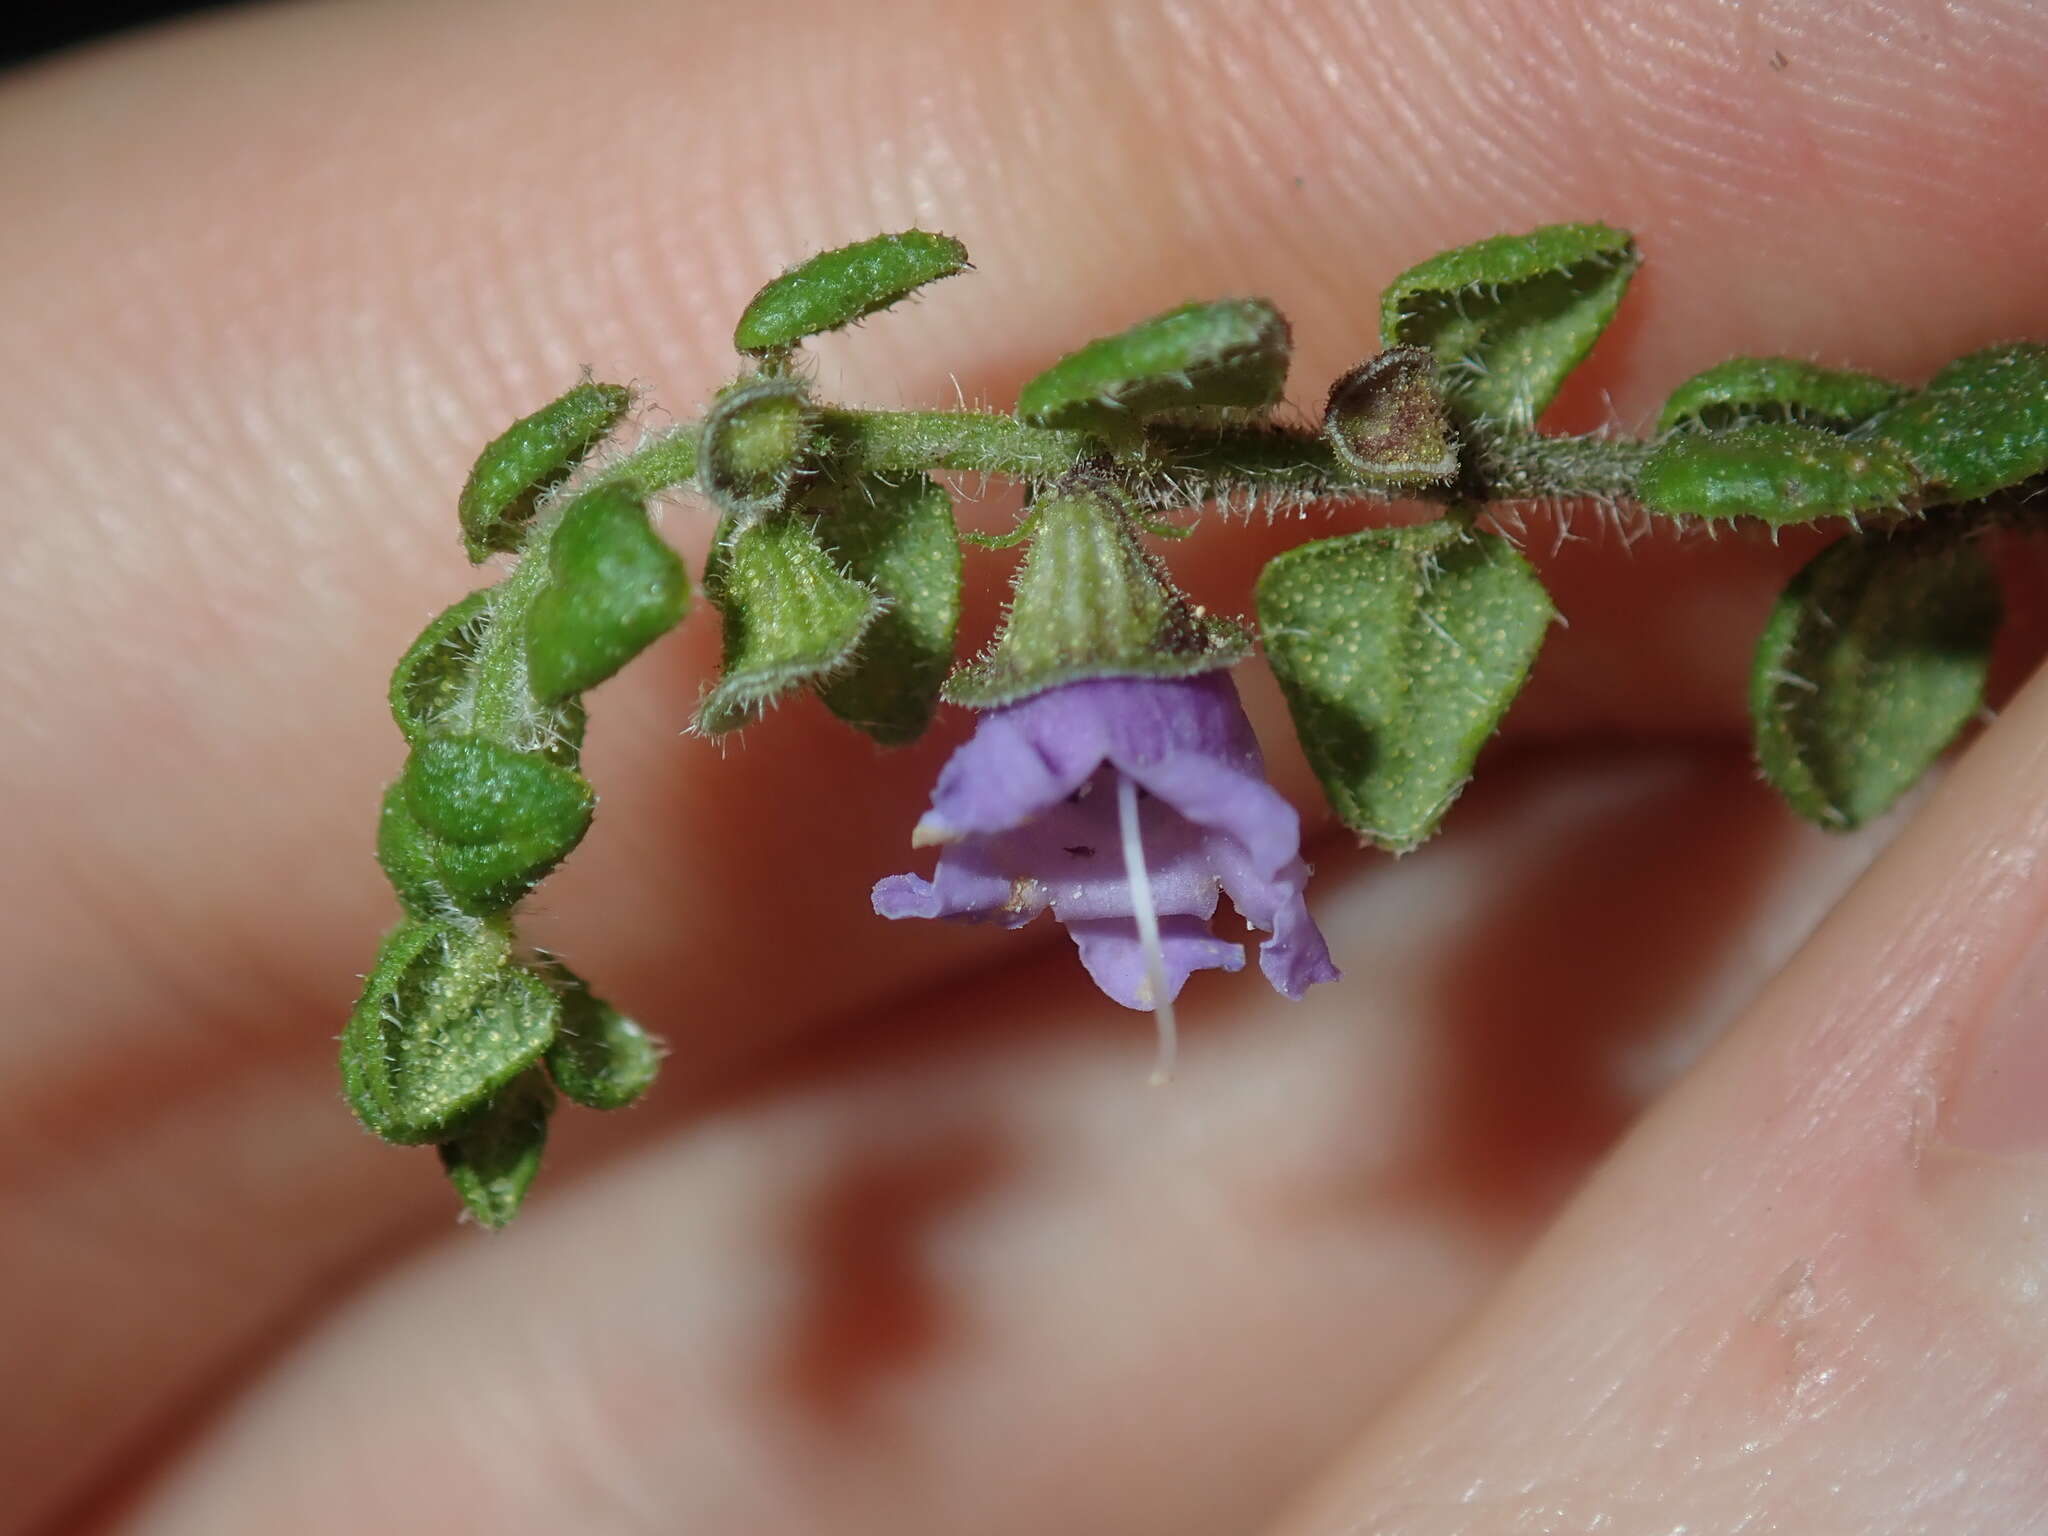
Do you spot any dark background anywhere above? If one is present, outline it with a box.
[3,3,234,70]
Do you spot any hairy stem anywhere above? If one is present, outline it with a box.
[596,406,1657,517]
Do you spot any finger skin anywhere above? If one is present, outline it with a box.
[1,0,2044,1530]
[110,745,1886,1536]
[1268,656,2048,1531]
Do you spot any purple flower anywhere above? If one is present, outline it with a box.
[874,672,1338,1069]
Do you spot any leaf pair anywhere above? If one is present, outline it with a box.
[1250,224,1639,849]
[343,928,660,1226]
[354,381,692,1226]
[1640,343,2048,528]
[1637,351,2029,828]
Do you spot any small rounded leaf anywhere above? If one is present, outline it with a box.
[1380,223,1638,428]
[1874,342,2048,504]
[1752,530,2000,829]
[459,382,631,562]
[538,960,663,1111]
[390,592,492,742]
[1017,299,1291,433]
[1637,422,1918,526]
[376,780,449,918]
[400,736,595,911]
[1257,522,1553,851]
[438,1069,556,1229]
[1657,357,1903,435]
[525,485,690,702]
[812,474,962,745]
[734,230,970,355]
[342,922,561,1145]
[1322,347,1459,484]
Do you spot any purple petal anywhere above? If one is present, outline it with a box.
[872,857,1047,929]
[917,702,1107,840]
[878,672,1339,1011]
[918,673,1263,842]
[1215,854,1341,1000]
[1065,914,1245,1011]
[1118,753,1301,879]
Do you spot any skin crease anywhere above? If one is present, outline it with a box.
[1,0,2047,1531]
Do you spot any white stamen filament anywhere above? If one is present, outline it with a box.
[1115,769,1176,1086]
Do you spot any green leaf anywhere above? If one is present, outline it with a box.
[376,780,449,918]
[1257,522,1553,851]
[1657,356,1902,434]
[1379,222,1638,428]
[1016,299,1291,433]
[438,1069,556,1229]
[1751,530,2000,829]
[812,474,962,745]
[538,960,662,1111]
[698,376,814,521]
[1637,422,1918,526]
[734,230,970,355]
[458,381,631,562]
[390,592,493,742]
[524,484,689,702]
[1322,346,1459,484]
[1873,342,2048,504]
[390,591,587,767]
[695,511,881,734]
[342,922,561,1145]
[400,736,596,912]
[944,487,1251,709]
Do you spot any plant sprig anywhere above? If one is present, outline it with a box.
[347,224,2048,1226]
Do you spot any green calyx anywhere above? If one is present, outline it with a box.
[525,484,690,702]
[537,957,664,1111]
[341,920,561,1148]
[700,376,816,521]
[943,484,1250,709]
[1322,346,1460,485]
[695,508,881,735]
[811,473,962,745]
[438,1070,556,1230]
